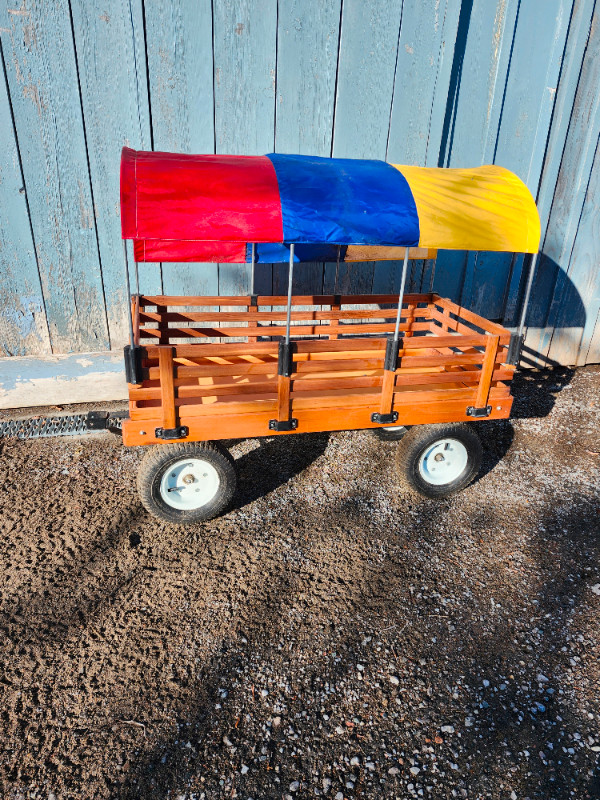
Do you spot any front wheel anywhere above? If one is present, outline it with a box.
[395,423,482,499]
[137,441,237,524]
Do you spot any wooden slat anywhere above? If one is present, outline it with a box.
[276,374,291,422]
[158,347,176,429]
[139,321,433,340]
[139,308,428,323]
[433,296,509,337]
[474,335,500,409]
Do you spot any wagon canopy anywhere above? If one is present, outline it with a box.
[120,148,540,264]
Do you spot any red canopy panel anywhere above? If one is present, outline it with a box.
[133,240,247,263]
[120,148,283,251]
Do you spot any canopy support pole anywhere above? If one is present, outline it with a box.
[123,240,143,385]
[250,243,256,296]
[373,247,410,425]
[270,244,297,432]
[123,240,135,349]
[392,246,410,342]
[284,244,295,345]
[508,251,539,365]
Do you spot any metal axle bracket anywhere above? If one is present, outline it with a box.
[466,405,492,418]
[155,426,189,440]
[268,418,298,432]
[371,411,399,425]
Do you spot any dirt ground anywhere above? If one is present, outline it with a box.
[0,365,599,800]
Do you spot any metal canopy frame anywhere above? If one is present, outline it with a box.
[121,242,540,369]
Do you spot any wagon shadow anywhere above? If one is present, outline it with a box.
[509,347,575,420]
[228,431,331,509]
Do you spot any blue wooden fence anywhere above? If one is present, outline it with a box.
[0,0,598,367]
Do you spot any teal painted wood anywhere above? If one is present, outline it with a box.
[527,0,598,360]
[144,0,218,299]
[70,0,159,349]
[275,0,341,157]
[425,0,464,168]
[332,0,403,296]
[0,0,109,354]
[332,0,403,160]
[434,0,520,315]
[275,0,342,297]
[213,0,277,298]
[386,0,461,295]
[0,47,50,357]
[475,0,572,322]
[387,0,461,166]
[548,136,600,366]
[541,3,600,366]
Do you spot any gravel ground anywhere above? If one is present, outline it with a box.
[0,365,598,800]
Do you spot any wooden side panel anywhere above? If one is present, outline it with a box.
[0,50,50,356]
[144,0,217,299]
[0,0,109,353]
[70,0,157,349]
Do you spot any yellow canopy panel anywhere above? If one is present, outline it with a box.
[394,164,541,254]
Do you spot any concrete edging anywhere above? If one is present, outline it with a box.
[0,351,128,410]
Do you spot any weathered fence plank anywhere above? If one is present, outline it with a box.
[70,0,158,349]
[144,0,218,300]
[0,0,599,370]
[0,47,50,357]
[213,0,277,297]
[0,0,109,353]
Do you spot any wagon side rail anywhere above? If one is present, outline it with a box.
[124,309,514,445]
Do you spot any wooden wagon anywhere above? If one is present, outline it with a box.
[119,149,541,523]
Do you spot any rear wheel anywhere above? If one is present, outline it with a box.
[372,425,410,441]
[395,423,482,499]
[137,441,237,524]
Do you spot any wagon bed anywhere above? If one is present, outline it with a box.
[122,292,514,446]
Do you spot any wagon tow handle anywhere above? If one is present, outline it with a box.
[507,251,539,366]
[372,246,410,426]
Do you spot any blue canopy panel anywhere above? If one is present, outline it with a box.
[266,154,420,247]
[245,242,346,263]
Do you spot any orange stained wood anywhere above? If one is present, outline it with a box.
[158,346,177,429]
[122,394,514,446]
[125,292,516,447]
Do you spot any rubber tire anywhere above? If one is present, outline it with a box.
[372,425,410,442]
[137,441,237,524]
[395,423,483,499]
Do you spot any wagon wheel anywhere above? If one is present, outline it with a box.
[137,441,237,524]
[395,423,483,499]
[372,424,410,442]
